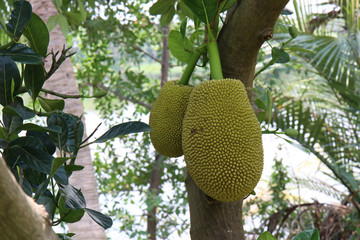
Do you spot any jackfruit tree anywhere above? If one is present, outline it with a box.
[147,0,289,239]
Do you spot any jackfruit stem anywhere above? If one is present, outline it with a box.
[179,50,202,85]
[208,40,223,80]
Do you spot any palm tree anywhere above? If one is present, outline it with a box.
[28,0,106,239]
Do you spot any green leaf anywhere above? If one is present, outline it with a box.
[0,43,43,64]
[46,14,60,31]
[62,113,84,153]
[22,13,49,57]
[13,123,61,135]
[39,97,65,112]
[160,5,175,26]
[257,231,277,240]
[0,56,21,106]
[24,63,46,101]
[59,196,85,223]
[293,229,320,240]
[271,47,290,63]
[34,178,50,200]
[37,195,57,219]
[59,184,86,209]
[85,208,113,229]
[95,121,151,143]
[47,113,68,149]
[2,97,36,119]
[27,131,56,155]
[180,18,187,38]
[6,0,32,40]
[182,0,218,24]
[168,30,195,63]
[64,164,84,172]
[149,0,175,15]
[51,157,70,178]
[220,0,237,12]
[58,15,69,37]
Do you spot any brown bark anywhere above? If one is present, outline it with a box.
[0,158,58,240]
[185,0,289,239]
[28,1,106,239]
[146,26,170,240]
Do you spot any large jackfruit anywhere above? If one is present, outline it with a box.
[182,79,263,202]
[149,81,193,157]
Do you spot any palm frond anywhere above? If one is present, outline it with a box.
[273,98,360,198]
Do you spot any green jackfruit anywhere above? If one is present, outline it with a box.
[182,79,263,202]
[149,81,193,157]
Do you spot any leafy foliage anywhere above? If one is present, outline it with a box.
[0,1,151,237]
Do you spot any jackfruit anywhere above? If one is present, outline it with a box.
[149,81,193,157]
[182,79,263,202]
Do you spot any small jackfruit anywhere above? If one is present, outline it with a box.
[182,79,263,202]
[149,81,193,157]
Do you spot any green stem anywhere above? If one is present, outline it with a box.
[208,40,223,80]
[41,88,87,99]
[178,50,202,85]
[0,40,15,50]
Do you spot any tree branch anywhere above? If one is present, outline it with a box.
[86,82,152,110]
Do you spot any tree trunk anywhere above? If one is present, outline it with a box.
[146,25,170,240]
[0,158,58,240]
[28,1,106,239]
[185,0,289,239]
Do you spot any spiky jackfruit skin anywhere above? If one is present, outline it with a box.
[149,81,194,157]
[182,79,263,202]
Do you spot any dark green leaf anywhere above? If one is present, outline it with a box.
[21,177,33,196]
[6,0,32,40]
[34,178,50,200]
[38,97,65,112]
[281,9,293,15]
[85,208,113,229]
[3,112,23,136]
[51,157,69,178]
[182,0,218,24]
[257,231,277,240]
[0,43,42,64]
[64,164,84,175]
[272,47,290,63]
[59,184,86,209]
[168,30,195,63]
[59,196,85,223]
[24,64,46,100]
[0,56,21,106]
[220,0,237,12]
[14,123,61,135]
[37,195,56,221]
[2,97,36,119]
[62,113,83,153]
[47,113,68,149]
[9,145,53,174]
[0,139,7,149]
[95,121,151,143]
[27,131,56,155]
[22,13,49,57]
[293,229,320,240]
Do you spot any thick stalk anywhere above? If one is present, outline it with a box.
[178,50,202,85]
[208,41,223,80]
